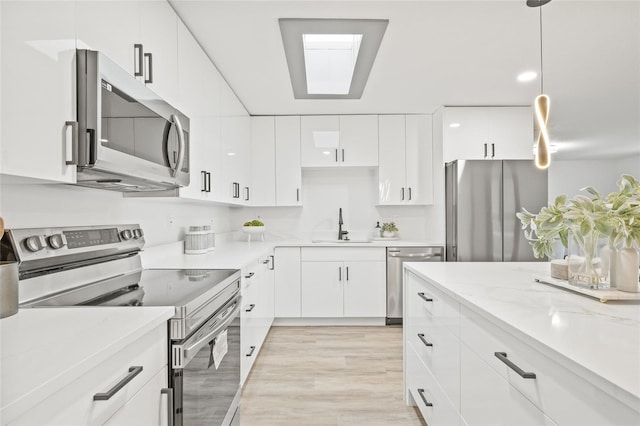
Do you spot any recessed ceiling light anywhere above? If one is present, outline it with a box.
[227,152,236,156]
[279,18,388,99]
[517,71,538,82]
[449,123,461,128]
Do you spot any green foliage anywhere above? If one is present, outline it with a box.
[517,175,640,258]
[382,222,398,232]
[243,219,264,227]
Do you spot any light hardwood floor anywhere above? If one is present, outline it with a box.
[240,326,426,426]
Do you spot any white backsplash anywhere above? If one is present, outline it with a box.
[231,167,446,243]
[0,183,232,247]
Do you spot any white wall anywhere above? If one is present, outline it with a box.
[231,167,445,243]
[548,155,640,200]
[0,183,232,247]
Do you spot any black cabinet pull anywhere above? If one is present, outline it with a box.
[417,388,433,407]
[408,187,412,200]
[338,266,342,281]
[206,172,211,192]
[346,266,349,281]
[417,292,433,302]
[262,259,270,264]
[417,333,433,347]
[245,272,254,279]
[94,366,143,400]
[245,304,256,312]
[494,352,536,379]
[134,44,143,77]
[401,187,405,200]
[483,143,488,158]
[341,149,345,162]
[244,186,250,201]
[491,143,495,158]
[335,149,338,163]
[246,346,256,357]
[201,171,207,192]
[296,188,300,202]
[144,52,153,83]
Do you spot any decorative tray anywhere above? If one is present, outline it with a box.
[534,276,640,303]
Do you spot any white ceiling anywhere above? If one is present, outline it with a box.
[169,0,640,161]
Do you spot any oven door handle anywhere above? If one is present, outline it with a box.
[174,297,241,368]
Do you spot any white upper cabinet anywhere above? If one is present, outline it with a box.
[175,20,220,201]
[221,82,251,205]
[275,116,302,206]
[250,116,276,206]
[139,1,178,104]
[0,0,77,183]
[378,115,434,205]
[300,115,378,167]
[443,107,533,162]
[77,1,177,101]
[76,1,140,76]
[300,115,340,167]
[339,115,379,167]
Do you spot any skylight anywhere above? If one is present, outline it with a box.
[302,34,363,95]
[279,19,388,99]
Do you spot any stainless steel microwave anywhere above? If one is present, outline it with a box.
[74,49,189,192]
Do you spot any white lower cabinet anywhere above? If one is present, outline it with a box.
[12,324,168,425]
[460,343,557,426]
[104,366,171,426]
[240,254,275,386]
[404,270,640,426]
[274,247,302,317]
[300,248,385,318]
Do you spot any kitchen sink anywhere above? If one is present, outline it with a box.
[310,239,372,244]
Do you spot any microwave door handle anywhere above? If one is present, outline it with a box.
[170,114,185,177]
[179,299,241,366]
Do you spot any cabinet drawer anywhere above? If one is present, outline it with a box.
[461,306,640,425]
[460,343,557,426]
[103,366,170,425]
[405,272,459,333]
[406,343,464,426]
[12,324,167,425]
[301,247,385,262]
[408,327,460,410]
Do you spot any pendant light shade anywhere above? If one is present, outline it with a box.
[534,94,550,169]
[530,0,552,169]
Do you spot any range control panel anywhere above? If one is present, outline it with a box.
[7,224,145,265]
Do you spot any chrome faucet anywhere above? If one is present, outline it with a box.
[338,208,349,240]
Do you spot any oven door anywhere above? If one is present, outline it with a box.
[171,293,241,426]
[76,49,190,190]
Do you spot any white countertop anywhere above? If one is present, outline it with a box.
[404,262,640,410]
[142,238,443,269]
[0,306,174,422]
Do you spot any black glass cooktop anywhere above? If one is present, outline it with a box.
[24,269,238,308]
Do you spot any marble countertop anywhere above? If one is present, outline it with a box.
[404,262,640,409]
[0,306,175,422]
[142,238,443,269]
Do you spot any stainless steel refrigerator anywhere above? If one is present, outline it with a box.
[445,160,548,262]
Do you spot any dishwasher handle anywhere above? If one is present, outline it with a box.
[388,252,441,259]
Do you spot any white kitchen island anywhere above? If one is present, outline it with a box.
[403,262,640,426]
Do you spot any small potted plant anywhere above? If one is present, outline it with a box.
[381,222,398,238]
[242,219,265,242]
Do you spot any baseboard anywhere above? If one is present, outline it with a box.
[272,317,386,326]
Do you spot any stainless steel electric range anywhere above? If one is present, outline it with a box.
[2,224,241,426]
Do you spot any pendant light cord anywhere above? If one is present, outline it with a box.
[539,6,544,94]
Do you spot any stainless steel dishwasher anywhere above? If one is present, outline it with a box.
[386,246,443,325]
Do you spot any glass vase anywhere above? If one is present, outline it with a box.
[567,232,610,289]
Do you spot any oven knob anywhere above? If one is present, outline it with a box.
[24,235,46,252]
[120,229,133,241]
[47,234,67,249]
[133,229,143,239]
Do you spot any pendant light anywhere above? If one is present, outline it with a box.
[528,0,552,169]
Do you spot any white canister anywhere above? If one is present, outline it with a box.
[185,226,208,255]
[204,225,215,252]
[616,247,639,293]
